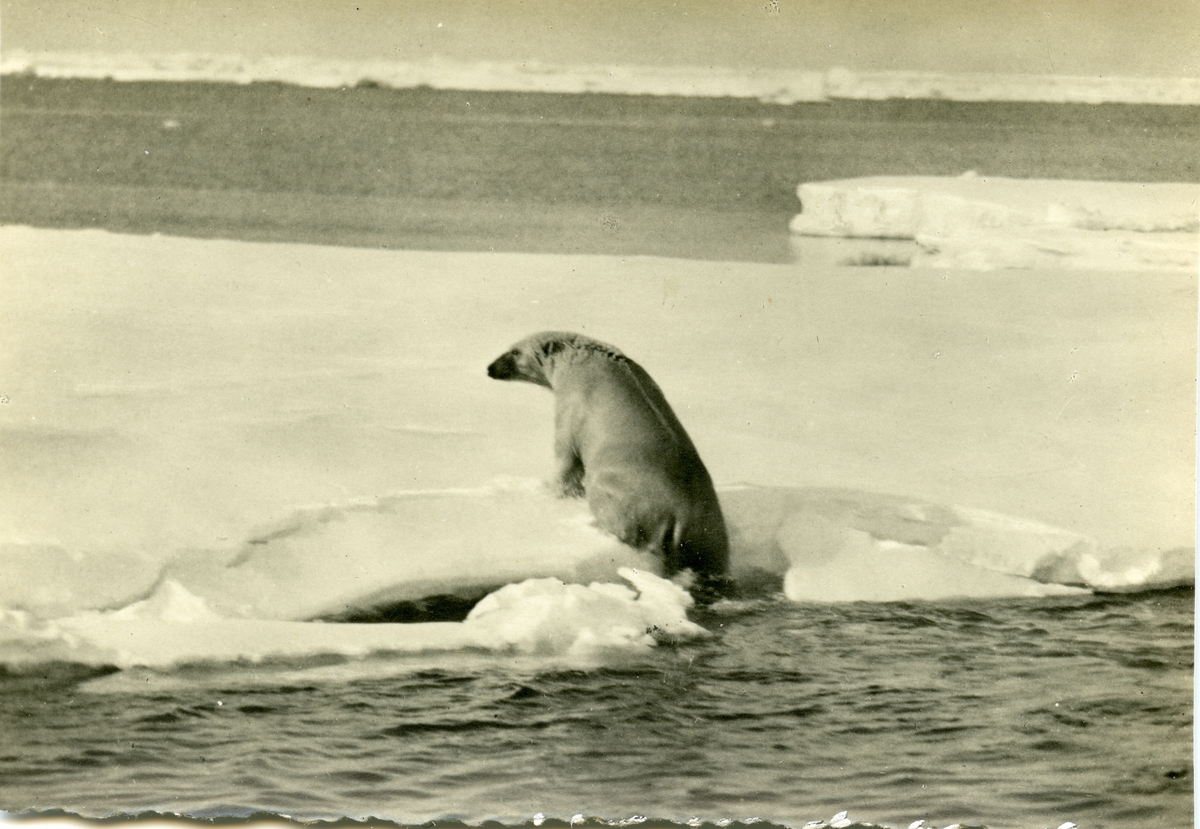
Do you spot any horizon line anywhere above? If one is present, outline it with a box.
[3,49,1199,105]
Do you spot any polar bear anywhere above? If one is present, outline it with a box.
[487,331,730,595]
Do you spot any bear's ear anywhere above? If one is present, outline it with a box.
[539,340,566,359]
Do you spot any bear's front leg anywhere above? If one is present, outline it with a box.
[553,431,586,497]
[555,451,585,497]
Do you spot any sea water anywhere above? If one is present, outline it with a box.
[0,227,1193,828]
[2,589,1192,828]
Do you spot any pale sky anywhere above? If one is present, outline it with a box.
[3,0,1198,77]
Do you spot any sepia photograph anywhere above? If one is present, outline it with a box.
[0,1,1195,827]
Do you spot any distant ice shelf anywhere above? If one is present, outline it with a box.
[789,174,1200,271]
[3,49,1199,105]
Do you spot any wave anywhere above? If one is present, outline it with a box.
[4,49,1199,104]
[1,482,1190,674]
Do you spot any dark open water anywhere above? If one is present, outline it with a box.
[3,77,1198,261]
[3,590,1191,829]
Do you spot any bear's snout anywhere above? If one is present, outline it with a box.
[487,354,517,380]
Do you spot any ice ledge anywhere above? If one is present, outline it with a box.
[789,174,1199,271]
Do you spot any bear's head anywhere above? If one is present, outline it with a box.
[487,331,624,389]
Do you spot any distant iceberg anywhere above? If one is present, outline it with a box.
[789,175,1200,271]
[822,66,1200,105]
